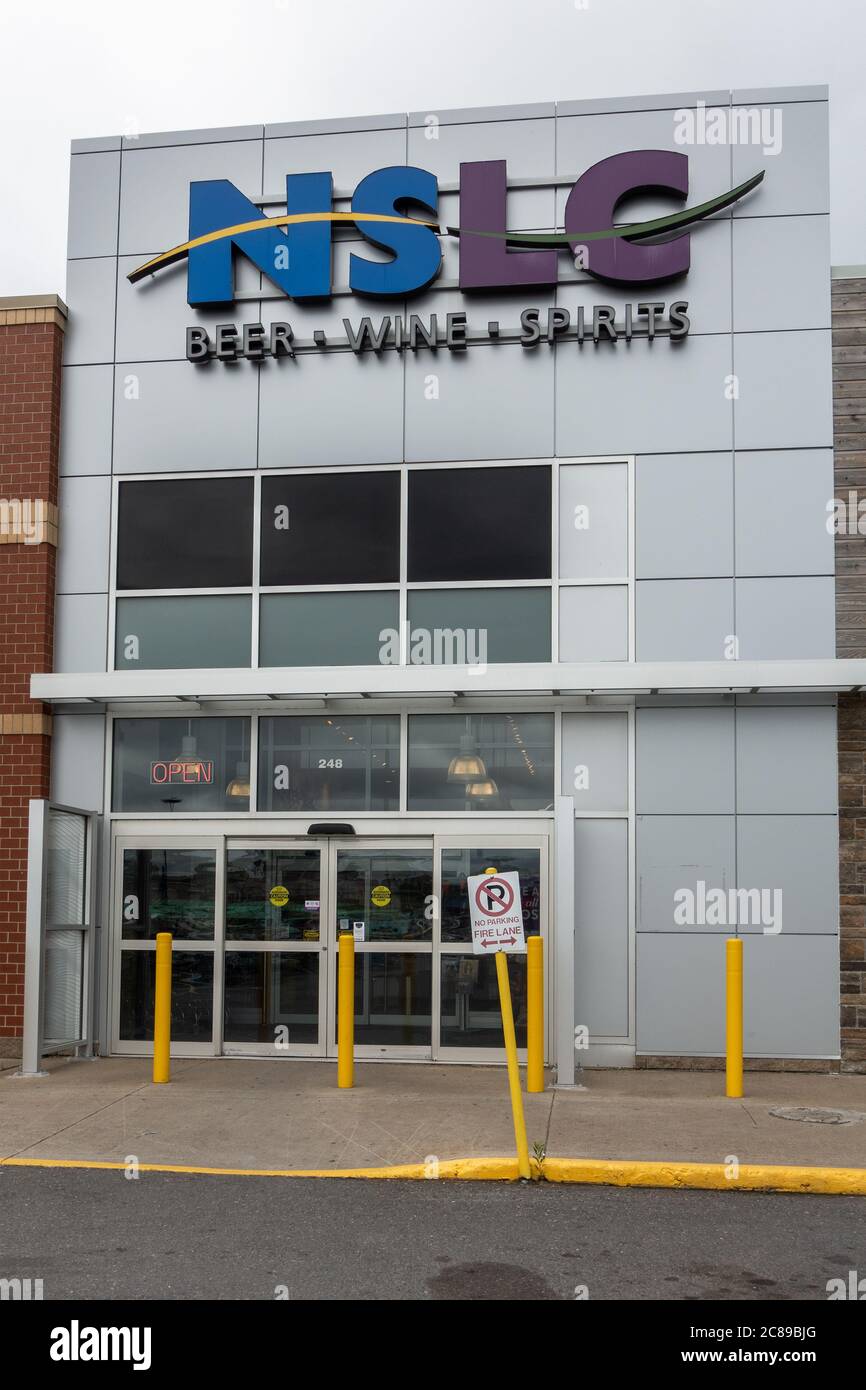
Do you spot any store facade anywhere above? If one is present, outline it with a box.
[20,83,864,1075]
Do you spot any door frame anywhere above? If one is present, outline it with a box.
[107,819,553,1062]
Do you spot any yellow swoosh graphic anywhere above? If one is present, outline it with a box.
[127,211,442,283]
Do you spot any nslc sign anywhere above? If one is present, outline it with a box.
[129,153,763,306]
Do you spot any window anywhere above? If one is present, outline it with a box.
[115,596,252,670]
[407,713,554,811]
[258,715,399,812]
[112,718,251,812]
[117,477,254,590]
[260,471,400,585]
[407,588,550,664]
[259,591,398,667]
[121,849,216,940]
[408,466,551,581]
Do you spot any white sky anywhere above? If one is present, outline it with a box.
[0,0,862,295]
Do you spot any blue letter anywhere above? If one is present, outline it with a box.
[349,166,441,298]
[187,174,333,306]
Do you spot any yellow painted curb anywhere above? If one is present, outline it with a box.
[2,1153,865,1192]
[542,1157,866,1195]
[0,1155,519,1181]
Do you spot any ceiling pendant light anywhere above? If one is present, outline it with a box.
[447,732,487,782]
[466,778,499,799]
[226,760,251,798]
[173,721,201,773]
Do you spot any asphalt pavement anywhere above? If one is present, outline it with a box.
[1,1166,863,1300]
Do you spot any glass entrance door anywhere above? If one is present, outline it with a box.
[223,844,325,1055]
[326,842,434,1058]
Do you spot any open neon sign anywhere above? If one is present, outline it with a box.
[150,760,214,785]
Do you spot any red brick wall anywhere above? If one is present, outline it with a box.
[0,302,65,1045]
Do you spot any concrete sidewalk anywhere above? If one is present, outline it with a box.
[2,1055,865,1175]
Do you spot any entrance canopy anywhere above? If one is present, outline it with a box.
[31,658,866,710]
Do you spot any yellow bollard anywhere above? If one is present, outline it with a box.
[725,937,743,1098]
[526,936,544,1093]
[495,952,531,1179]
[337,932,355,1089]
[153,931,172,1084]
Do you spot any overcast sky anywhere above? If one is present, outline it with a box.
[0,0,862,296]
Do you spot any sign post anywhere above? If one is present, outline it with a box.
[468,871,531,1180]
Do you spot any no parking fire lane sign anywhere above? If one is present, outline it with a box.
[467,871,526,955]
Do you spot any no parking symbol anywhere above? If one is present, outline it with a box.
[467,871,526,955]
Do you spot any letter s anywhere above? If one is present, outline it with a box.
[349,166,441,297]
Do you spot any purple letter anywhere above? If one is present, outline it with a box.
[565,150,690,284]
[458,160,557,291]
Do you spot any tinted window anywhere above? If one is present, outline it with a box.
[258,715,400,811]
[408,466,551,581]
[112,717,251,812]
[117,477,254,589]
[261,471,400,585]
[407,588,550,663]
[407,713,554,811]
[115,596,252,669]
[259,592,398,667]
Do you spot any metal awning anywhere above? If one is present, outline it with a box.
[30,659,866,708]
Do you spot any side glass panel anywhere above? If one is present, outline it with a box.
[224,953,319,1046]
[408,713,554,811]
[335,849,432,942]
[226,848,322,942]
[337,954,433,1048]
[121,849,216,940]
[257,715,400,812]
[440,954,527,1050]
[119,951,214,1043]
[440,847,541,944]
[113,718,251,813]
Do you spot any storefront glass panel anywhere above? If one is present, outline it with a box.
[257,715,399,812]
[407,713,554,811]
[224,952,319,1045]
[113,718,251,813]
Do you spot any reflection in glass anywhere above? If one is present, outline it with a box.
[441,848,541,944]
[440,955,527,1049]
[335,850,432,941]
[408,713,554,811]
[334,953,432,1047]
[121,849,215,940]
[224,953,319,1045]
[226,849,322,942]
[112,717,251,813]
[119,951,213,1042]
[258,716,399,812]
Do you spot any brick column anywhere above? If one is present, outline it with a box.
[838,696,866,1071]
[0,295,66,1052]
[834,269,866,1072]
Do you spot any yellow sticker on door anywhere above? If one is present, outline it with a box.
[269,885,289,908]
[371,885,391,908]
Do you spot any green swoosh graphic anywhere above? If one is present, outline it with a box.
[128,170,763,285]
